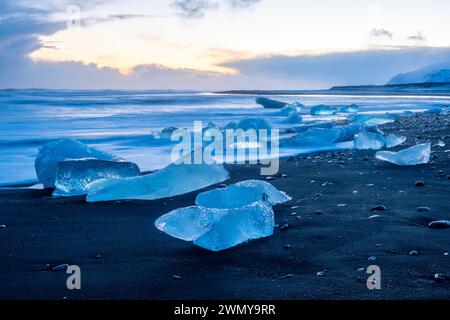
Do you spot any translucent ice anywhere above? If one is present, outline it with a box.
[155,201,275,251]
[255,97,288,109]
[310,105,338,116]
[195,180,291,209]
[226,117,272,131]
[385,134,406,148]
[35,138,118,188]
[292,122,334,133]
[280,104,301,116]
[352,114,397,126]
[86,150,229,202]
[354,131,385,150]
[339,104,359,113]
[282,128,342,146]
[53,159,140,197]
[286,110,303,124]
[375,143,431,166]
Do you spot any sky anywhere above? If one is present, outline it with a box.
[1,0,450,90]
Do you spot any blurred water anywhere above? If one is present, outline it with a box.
[1,89,449,185]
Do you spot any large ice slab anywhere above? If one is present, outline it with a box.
[35,138,118,188]
[155,201,275,251]
[310,105,338,116]
[385,134,406,148]
[354,130,385,150]
[195,180,291,208]
[375,143,431,166]
[282,128,342,146]
[53,159,140,197]
[86,150,229,202]
[352,114,397,126]
[225,117,272,131]
[292,122,334,133]
[255,97,288,109]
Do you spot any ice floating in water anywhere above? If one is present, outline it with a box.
[35,138,118,188]
[292,122,334,133]
[282,128,342,146]
[385,134,406,148]
[195,180,291,209]
[352,114,397,126]
[290,102,304,109]
[354,131,385,150]
[280,104,301,116]
[225,117,272,131]
[286,110,303,124]
[255,97,288,109]
[155,201,274,251]
[86,150,229,202]
[340,104,359,113]
[53,159,140,197]
[310,105,338,116]
[375,143,431,166]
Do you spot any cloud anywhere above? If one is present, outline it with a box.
[171,0,219,19]
[227,0,262,9]
[408,31,426,43]
[371,28,393,40]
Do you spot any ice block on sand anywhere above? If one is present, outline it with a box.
[310,105,337,116]
[286,110,303,124]
[255,97,288,109]
[375,143,431,166]
[339,104,359,113]
[385,134,406,148]
[195,180,291,208]
[53,159,140,197]
[352,114,397,126]
[35,138,118,188]
[282,128,342,146]
[86,150,229,202]
[155,201,275,251]
[354,131,385,150]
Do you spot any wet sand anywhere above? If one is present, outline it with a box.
[0,113,449,300]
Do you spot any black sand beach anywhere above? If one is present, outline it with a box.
[0,113,449,300]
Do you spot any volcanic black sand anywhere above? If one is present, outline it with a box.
[0,113,449,300]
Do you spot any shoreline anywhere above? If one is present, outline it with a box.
[0,112,449,300]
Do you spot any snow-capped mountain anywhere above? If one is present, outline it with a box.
[387,64,450,84]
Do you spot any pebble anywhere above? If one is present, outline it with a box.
[409,250,419,256]
[316,270,326,276]
[0,225,6,229]
[281,174,289,178]
[277,274,294,280]
[315,210,323,215]
[279,224,290,231]
[337,204,347,207]
[367,256,377,261]
[321,181,332,187]
[284,245,291,250]
[434,273,446,282]
[415,181,425,187]
[428,220,450,229]
[265,176,276,181]
[52,264,69,272]
[416,207,431,212]
[371,205,387,211]
[368,215,381,219]
[172,275,182,279]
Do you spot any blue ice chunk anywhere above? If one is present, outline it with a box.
[282,128,342,146]
[286,110,303,124]
[35,138,118,188]
[352,114,397,126]
[86,150,229,202]
[339,104,359,113]
[292,122,334,133]
[354,131,385,150]
[255,97,288,109]
[225,117,272,131]
[310,105,338,116]
[195,179,291,208]
[375,143,431,166]
[53,159,140,197]
[155,201,275,251]
[385,134,406,148]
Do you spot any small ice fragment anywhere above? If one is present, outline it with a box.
[354,131,385,150]
[340,104,359,113]
[375,143,431,166]
[35,139,118,188]
[385,134,406,148]
[255,97,288,109]
[195,179,291,208]
[155,201,275,252]
[86,150,229,202]
[310,105,337,116]
[286,110,302,124]
[352,114,397,126]
[53,159,140,197]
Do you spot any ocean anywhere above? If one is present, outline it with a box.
[1,89,449,186]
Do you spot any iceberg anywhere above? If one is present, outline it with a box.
[385,134,406,148]
[352,114,397,126]
[286,110,302,124]
[255,97,288,109]
[155,201,275,252]
[35,138,118,188]
[375,143,431,165]
[354,131,385,150]
[310,105,338,116]
[195,180,291,208]
[339,104,359,113]
[53,159,140,197]
[225,117,272,131]
[86,150,229,202]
